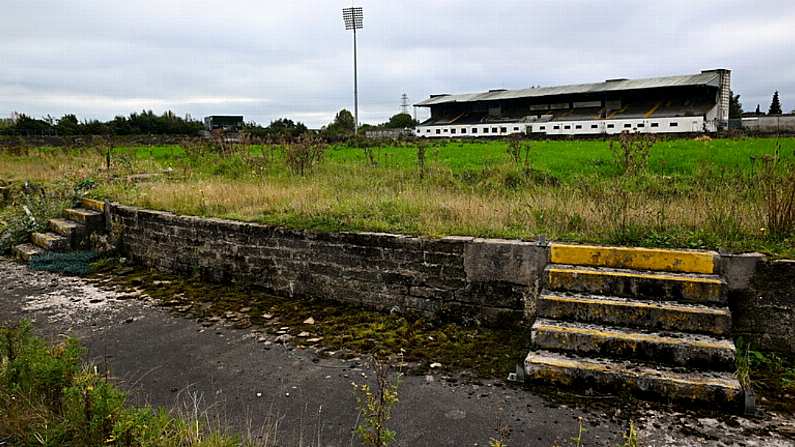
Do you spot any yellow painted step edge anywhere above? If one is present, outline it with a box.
[79,198,105,212]
[550,243,716,274]
[547,267,723,285]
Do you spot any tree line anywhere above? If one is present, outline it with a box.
[0,111,204,136]
[0,109,419,140]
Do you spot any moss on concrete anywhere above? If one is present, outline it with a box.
[89,258,530,379]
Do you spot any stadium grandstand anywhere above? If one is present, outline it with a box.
[414,69,731,137]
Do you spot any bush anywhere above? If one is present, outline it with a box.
[0,182,76,254]
[610,132,656,176]
[0,322,273,446]
[285,134,326,176]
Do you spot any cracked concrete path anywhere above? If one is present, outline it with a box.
[1,258,793,446]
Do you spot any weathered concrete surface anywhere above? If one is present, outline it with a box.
[550,243,718,274]
[546,265,725,304]
[524,351,742,407]
[2,258,794,446]
[531,319,737,371]
[105,203,795,353]
[464,238,547,286]
[720,252,766,291]
[538,293,732,336]
[730,259,795,353]
[108,204,544,325]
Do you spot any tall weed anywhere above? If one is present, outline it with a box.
[752,146,795,237]
[285,134,326,176]
[610,132,656,176]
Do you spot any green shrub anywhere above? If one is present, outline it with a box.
[0,321,273,446]
[0,181,77,254]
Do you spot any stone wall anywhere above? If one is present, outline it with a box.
[107,203,794,352]
[729,259,795,353]
[108,204,548,325]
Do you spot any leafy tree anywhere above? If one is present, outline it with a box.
[769,91,783,115]
[322,109,356,139]
[108,116,133,135]
[8,114,54,136]
[0,110,198,136]
[384,113,418,129]
[728,91,743,119]
[333,109,356,132]
[755,104,763,116]
[81,119,110,135]
[241,118,309,141]
[358,123,377,133]
[267,118,308,139]
[0,118,12,131]
[56,114,81,135]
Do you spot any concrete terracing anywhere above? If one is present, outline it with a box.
[12,201,791,411]
[14,198,106,261]
[526,243,743,408]
[549,244,717,274]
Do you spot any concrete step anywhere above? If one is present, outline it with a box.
[538,292,732,336]
[48,218,86,247]
[64,207,104,231]
[531,318,736,371]
[524,350,742,407]
[79,198,105,213]
[545,264,725,304]
[550,243,717,274]
[13,243,44,262]
[31,232,70,252]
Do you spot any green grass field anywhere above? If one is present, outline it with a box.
[2,136,794,256]
[108,137,787,181]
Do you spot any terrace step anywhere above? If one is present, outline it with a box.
[31,232,70,252]
[537,292,732,336]
[13,243,44,262]
[79,198,105,213]
[63,208,104,231]
[545,264,725,304]
[48,218,87,247]
[524,350,742,407]
[531,318,736,371]
[550,243,718,274]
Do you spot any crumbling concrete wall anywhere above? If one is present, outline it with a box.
[108,204,548,325]
[726,256,795,353]
[106,203,794,352]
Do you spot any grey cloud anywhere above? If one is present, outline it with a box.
[1,0,793,128]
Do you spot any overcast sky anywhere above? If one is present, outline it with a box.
[2,0,794,128]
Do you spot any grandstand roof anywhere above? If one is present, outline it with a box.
[415,71,724,107]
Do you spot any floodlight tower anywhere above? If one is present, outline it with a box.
[342,6,363,134]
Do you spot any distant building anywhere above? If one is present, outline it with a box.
[365,128,414,139]
[203,115,244,132]
[414,69,731,137]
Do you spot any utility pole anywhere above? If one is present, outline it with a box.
[342,7,363,135]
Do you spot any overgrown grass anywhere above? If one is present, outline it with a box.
[735,338,795,413]
[2,136,794,256]
[0,321,278,446]
[0,180,81,253]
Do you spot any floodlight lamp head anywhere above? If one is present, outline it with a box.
[342,7,363,30]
